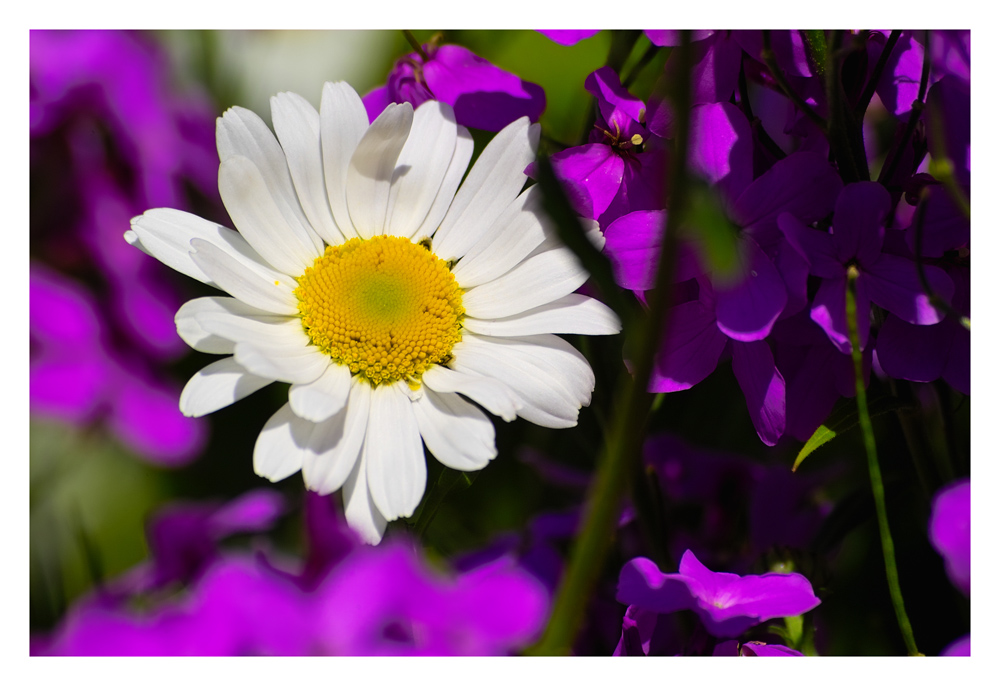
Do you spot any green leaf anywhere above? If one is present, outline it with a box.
[792,395,911,471]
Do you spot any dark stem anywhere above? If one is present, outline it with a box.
[855,30,902,118]
[878,31,932,185]
[622,41,662,88]
[402,30,429,61]
[761,30,827,132]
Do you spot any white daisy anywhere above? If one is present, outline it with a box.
[126,82,621,544]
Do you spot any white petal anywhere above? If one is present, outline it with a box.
[216,106,324,256]
[253,402,309,482]
[342,440,387,545]
[176,296,287,353]
[289,362,351,422]
[179,356,272,417]
[194,308,308,349]
[219,155,321,275]
[462,247,589,320]
[415,126,474,241]
[189,238,299,315]
[233,341,331,385]
[413,388,496,471]
[321,82,370,240]
[271,91,344,246]
[462,294,622,337]
[365,382,426,520]
[450,185,548,288]
[421,365,520,422]
[433,118,540,261]
[450,333,594,428]
[128,208,272,288]
[302,377,371,496]
[385,101,458,239]
[346,103,413,239]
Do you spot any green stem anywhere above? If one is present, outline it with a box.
[526,31,692,656]
[845,267,921,656]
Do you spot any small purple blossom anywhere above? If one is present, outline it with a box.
[941,634,971,656]
[929,479,970,596]
[363,43,545,132]
[617,549,821,638]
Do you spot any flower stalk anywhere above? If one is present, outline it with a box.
[527,31,692,656]
[845,266,921,656]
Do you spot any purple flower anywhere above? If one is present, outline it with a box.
[36,498,549,655]
[929,479,970,596]
[712,639,804,656]
[543,66,665,226]
[30,264,207,465]
[363,43,545,132]
[313,541,548,655]
[617,549,821,638]
[779,182,954,354]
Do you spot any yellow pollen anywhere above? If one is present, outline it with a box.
[294,235,464,387]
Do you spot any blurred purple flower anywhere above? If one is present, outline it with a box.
[617,549,820,638]
[363,43,545,132]
[537,30,600,46]
[313,541,548,655]
[929,478,970,596]
[30,30,220,464]
[941,634,971,656]
[30,264,207,465]
[36,494,549,656]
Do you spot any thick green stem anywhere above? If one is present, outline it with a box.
[526,32,692,656]
[845,267,921,656]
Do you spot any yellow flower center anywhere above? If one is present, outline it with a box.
[294,235,464,387]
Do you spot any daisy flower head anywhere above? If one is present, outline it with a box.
[126,82,621,544]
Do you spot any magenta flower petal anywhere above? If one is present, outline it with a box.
[422,45,545,131]
[929,479,971,596]
[731,340,786,446]
[603,209,665,290]
[689,102,754,207]
[714,237,788,342]
[810,274,871,353]
[732,151,842,247]
[831,182,890,267]
[650,299,728,392]
[777,212,843,279]
[617,557,701,615]
[550,143,624,220]
[864,253,953,325]
[361,85,392,125]
[536,30,600,46]
[875,314,952,384]
[585,66,646,136]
